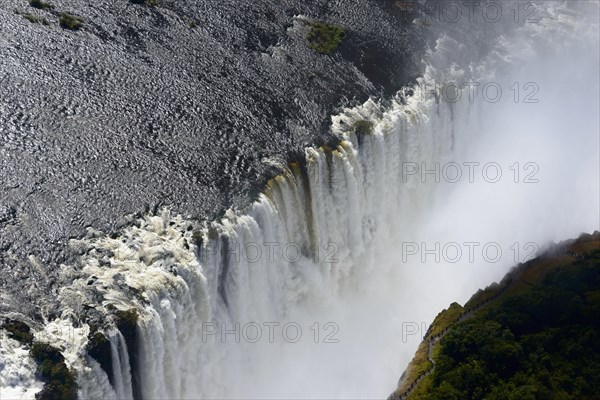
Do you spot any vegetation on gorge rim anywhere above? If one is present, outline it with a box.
[402,236,600,399]
[1,319,78,400]
[30,342,78,400]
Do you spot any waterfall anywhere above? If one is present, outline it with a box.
[110,331,134,400]
[81,2,595,396]
[4,1,596,399]
[64,88,455,399]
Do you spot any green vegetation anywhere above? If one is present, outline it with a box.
[192,230,203,243]
[116,309,138,326]
[88,331,109,350]
[59,13,83,30]
[188,19,197,29]
[116,309,139,338]
[29,0,53,10]
[397,341,432,393]
[207,226,220,240]
[305,21,345,54]
[352,120,374,136]
[288,161,302,176]
[427,302,465,339]
[87,331,110,359]
[130,0,158,6]
[411,249,600,399]
[30,342,78,400]
[1,319,78,398]
[2,319,34,344]
[18,12,49,25]
[464,283,503,310]
[395,303,463,394]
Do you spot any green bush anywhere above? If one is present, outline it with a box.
[2,319,34,344]
[30,343,78,400]
[130,0,158,6]
[192,230,203,243]
[29,0,53,10]
[59,13,83,30]
[352,120,374,135]
[116,309,139,339]
[306,21,345,54]
[31,342,64,365]
[18,12,49,25]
